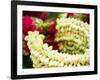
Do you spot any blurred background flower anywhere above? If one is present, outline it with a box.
[23,16,36,34]
[23,11,48,20]
[67,13,90,23]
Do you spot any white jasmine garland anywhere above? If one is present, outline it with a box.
[25,30,89,68]
[55,18,89,54]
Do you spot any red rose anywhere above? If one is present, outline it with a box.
[23,16,36,34]
[46,20,57,33]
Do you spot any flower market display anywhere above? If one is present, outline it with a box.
[23,11,90,68]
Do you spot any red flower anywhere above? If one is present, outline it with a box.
[23,11,48,20]
[45,34,59,50]
[52,42,59,50]
[23,39,30,56]
[36,27,43,33]
[46,34,55,42]
[33,12,48,19]
[23,46,30,56]
[32,12,48,20]
[46,20,57,33]
[23,16,36,34]
[67,13,76,17]
[40,12,48,20]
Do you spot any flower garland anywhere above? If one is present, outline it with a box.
[55,18,89,54]
[25,30,89,68]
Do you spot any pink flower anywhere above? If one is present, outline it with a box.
[23,16,36,34]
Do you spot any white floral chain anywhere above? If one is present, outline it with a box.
[25,30,89,68]
[55,18,89,54]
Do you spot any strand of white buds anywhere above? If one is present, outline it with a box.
[55,18,89,54]
[25,31,89,68]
